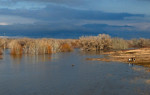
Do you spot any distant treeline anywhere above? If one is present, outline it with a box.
[0,34,150,55]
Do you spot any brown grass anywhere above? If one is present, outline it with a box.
[130,38,150,48]
[8,40,23,55]
[0,34,150,56]
[87,48,150,68]
[0,48,3,59]
[112,38,129,49]
[0,38,9,49]
[71,40,80,48]
[79,34,130,51]
[23,39,53,55]
[60,43,73,52]
[1,38,76,55]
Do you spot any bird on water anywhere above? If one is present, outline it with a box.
[72,64,75,67]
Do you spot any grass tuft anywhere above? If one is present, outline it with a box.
[60,43,73,52]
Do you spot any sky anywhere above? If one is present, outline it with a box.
[0,0,150,38]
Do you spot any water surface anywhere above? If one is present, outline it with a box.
[0,49,150,95]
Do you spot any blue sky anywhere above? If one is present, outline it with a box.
[0,0,150,38]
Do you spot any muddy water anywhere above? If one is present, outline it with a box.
[0,49,150,95]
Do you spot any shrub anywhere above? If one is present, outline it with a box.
[79,34,112,51]
[112,38,129,50]
[131,38,150,48]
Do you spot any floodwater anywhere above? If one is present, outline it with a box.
[0,49,150,95]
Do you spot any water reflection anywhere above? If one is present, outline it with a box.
[1,49,150,95]
[145,80,150,84]
[10,54,22,64]
[10,54,51,64]
[131,66,150,73]
[23,54,51,64]
[0,55,3,59]
[128,63,134,67]
[130,77,150,85]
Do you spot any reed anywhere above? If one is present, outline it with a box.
[0,48,2,59]
[0,48,3,55]
[60,43,73,52]
[71,40,80,48]
[49,39,62,53]
[0,34,150,55]
[112,38,129,50]
[6,38,62,55]
[23,39,52,55]
[0,38,9,49]
[8,40,23,55]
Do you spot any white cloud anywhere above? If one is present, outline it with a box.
[0,22,9,25]
[0,15,39,24]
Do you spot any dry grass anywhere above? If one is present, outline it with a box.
[87,48,150,68]
[79,34,112,51]
[0,48,3,59]
[0,34,150,56]
[8,40,23,55]
[71,40,80,48]
[112,38,129,49]
[0,38,75,55]
[130,38,150,48]
[79,34,150,52]
[60,43,73,52]
[23,39,53,55]
[80,34,129,51]
[0,38,9,49]
[0,48,3,55]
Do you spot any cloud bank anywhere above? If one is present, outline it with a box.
[0,0,150,38]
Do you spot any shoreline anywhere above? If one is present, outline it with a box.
[87,48,150,67]
[0,34,150,59]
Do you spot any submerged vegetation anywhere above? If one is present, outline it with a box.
[0,34,150,68]
[0,34,150,56]
[60,43,73,52]
[0,38,77,55]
